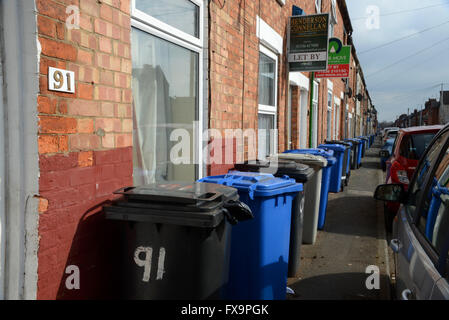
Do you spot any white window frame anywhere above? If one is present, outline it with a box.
[312,80,319,147]
[258,44,278,156]
[327,90,333,140]
[131,0,204,178]
[258,45,278,115]
[334,97,340,140]
[315,0,322,13]
[131,0,203,48]
[330,0,338,24]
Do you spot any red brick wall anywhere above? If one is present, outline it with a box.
[36,0,132,299]
[209,0,359,173]
[209,0,319,175]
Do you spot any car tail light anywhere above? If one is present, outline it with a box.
[391,161,410,185]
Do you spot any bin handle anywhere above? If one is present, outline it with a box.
[196,192,223,202]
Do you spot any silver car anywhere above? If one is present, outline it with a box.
[375,124,449,300]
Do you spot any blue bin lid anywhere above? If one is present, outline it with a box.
[318,144,346,152]
[284,148,334,157]
[198,171,302,200]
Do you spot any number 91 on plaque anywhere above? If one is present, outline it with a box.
[48,67,75,94]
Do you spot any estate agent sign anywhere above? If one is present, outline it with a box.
[315,38,351,78]
[288,13,330,72]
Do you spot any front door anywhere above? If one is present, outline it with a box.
[299,89,308,149]
[287,85,292,150]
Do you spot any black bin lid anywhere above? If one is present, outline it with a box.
[114,182,238,204]
[234,159,314,183]
[104,182,239,228]
[346,138,361,145]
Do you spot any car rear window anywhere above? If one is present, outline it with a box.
[399,133,436,160]
[387,131,398,139]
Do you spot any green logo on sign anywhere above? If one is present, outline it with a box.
[328,45,350,65]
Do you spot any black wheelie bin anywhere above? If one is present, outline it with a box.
[104,182,253,300]
[345,138,362,169]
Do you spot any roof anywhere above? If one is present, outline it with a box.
[337,0,353,35]
[399,125,444,134]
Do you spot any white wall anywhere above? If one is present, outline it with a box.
[0,0,40,299]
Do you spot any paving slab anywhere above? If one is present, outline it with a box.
[287,137,394,300]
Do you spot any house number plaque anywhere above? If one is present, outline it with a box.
[48,67,75,94]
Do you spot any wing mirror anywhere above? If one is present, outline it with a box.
[374,184,406,202]
[379,150,390,158]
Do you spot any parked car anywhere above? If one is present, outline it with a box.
[382,127,399,140]
[383,128,399,144]
[380,138,395,171]
[383,126,443,231]
[374,123,449,300]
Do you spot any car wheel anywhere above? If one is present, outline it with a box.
[384,204,395,233]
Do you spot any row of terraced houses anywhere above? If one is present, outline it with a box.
[0,0,376,299]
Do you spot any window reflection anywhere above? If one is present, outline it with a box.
[132,29,198,184]
[258,53,276,106]
[135,0,200,38]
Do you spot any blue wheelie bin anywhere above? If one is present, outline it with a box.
[318,144,346,193]
[357,136,366,157]
[325,140,353,186]
[199,171,302,300]
[356,138,363,165]
[283,149,336,231]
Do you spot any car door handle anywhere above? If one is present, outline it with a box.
[390,239,401,253]
[401,289,414,300]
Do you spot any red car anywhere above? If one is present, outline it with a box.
[384,125,443,231]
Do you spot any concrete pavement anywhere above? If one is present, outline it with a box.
[287,137,394,300]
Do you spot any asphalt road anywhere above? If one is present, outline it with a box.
[287,137,394,300]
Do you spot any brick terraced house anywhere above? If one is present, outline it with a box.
[0,0,373,299]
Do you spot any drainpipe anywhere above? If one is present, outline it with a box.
[309,72,314,147]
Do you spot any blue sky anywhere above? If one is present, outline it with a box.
[346,0,449,122]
